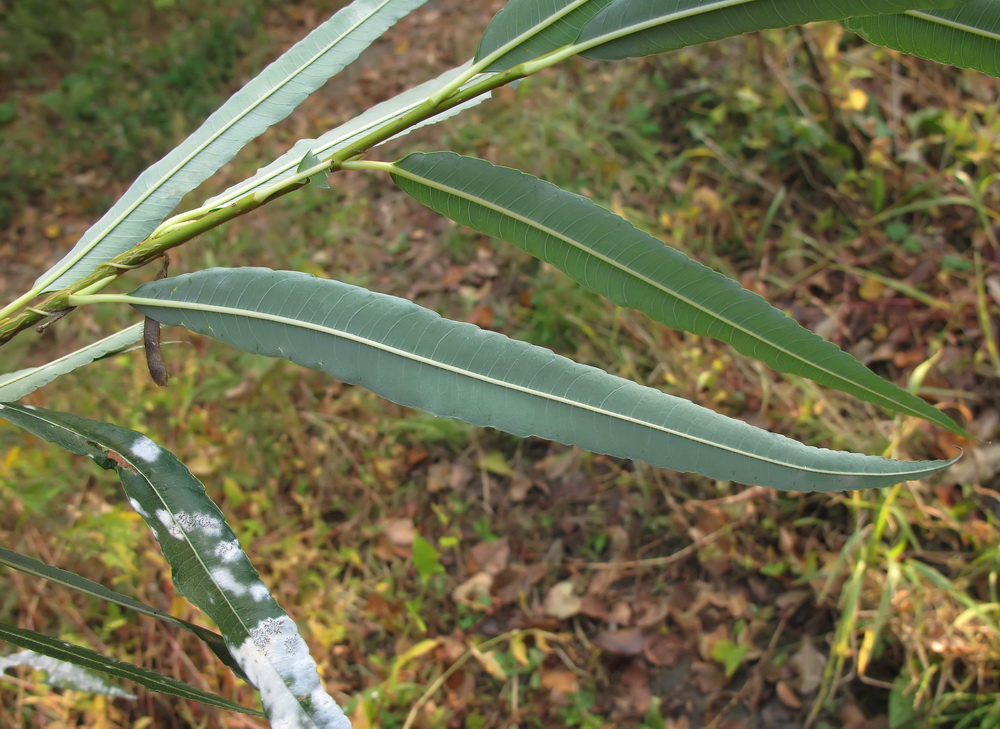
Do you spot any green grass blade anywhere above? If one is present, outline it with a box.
[33,0,429,294]
[201,62,488,211]
[388,152,965,436]
[0,404,350,729]
[474,0,614,72]
[103,268,955,492]
[0,324,143,403]
[846,1,1000,79]
[576,0,966,60]
[0,623,262,715]
[0,547,246,681]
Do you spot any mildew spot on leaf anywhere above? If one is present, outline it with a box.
[0,649,136,699]
[156,509,183,540]
[130,436,162,463]
[127,498,149,518]
[215,539,242,563]
[175,512,223,536]
[229,617,351,729]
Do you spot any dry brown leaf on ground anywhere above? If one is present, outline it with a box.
[594,627,646,656]
[452,572,492,609]
[791,640,827,695]
[469,536,510,575]
[540,666,579,694]
[644,633,686,666]
[383,517,415,547]
[543,581,582,620]
[614,661,652,717]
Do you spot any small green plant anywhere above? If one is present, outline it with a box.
[0,1,996,726]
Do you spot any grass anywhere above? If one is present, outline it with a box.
[2,3,1000,728]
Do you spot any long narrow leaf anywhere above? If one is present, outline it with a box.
[846,2,1000,79]
[0,547,245,681]
[201,63,489,211]
[576,0,966,60]
[34,0,428,294]
[475,0,613,72]
[0,404,350,729]
[0,648,135,698]
[0,623,262,715]
[387,152,965,436]
[0,324,143,402]
[110,268,955,493]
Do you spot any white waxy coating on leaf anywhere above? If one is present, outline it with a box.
[156,509,183,539]
[175,512,223,536]
[127,498,149,518]
[130,436,161,463]
[209,566,273,603]
[0,649,136,699]
[229,617,350,729]
[215,539,242,563]
[213,567,249,596]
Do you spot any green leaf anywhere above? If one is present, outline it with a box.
[0,547,246,681]
[33,0,429,294]
[846,2,1000,79]
[0,324,143,402]
[110,268,955,492]
[412,535,444,581]
[0,404,350,729]
[388,152,964,436]
[0,648,135,698]
[709,639,749,678]
[297,151,332,189]
[475,0,614,72]
[575,0,967,61]
[202,62,491,211]
[0,623,262,715]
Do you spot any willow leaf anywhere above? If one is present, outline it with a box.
[0,547,245,681]
[575,0,966,61]
[846,2,1000,79]
[475,0,614,72]
[107,268,955,493]
[388,152,964,436]
[0,404,349,729]
[0,623,261,715]
[0,647,135,698]
[0,324,143,403]
[201,62,488,211]
[34,0,428,294]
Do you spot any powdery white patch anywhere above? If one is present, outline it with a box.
[130,436,161,463]
[212,567,249,597]
[156,509,183,539]
[214,539,242,563]
[228,616,350,729]
[127,498,149,518]
[0,650,135,699]
[22,405,36,410]
[249,584,271,602]
[175,512,223,537]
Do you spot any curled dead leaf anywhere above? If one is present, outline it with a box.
[775,680,801,709]
[543,581,582,620]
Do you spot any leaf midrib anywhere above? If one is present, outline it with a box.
[904,9,1000,41]
[389,163,923,421]
[120,292,937,478]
